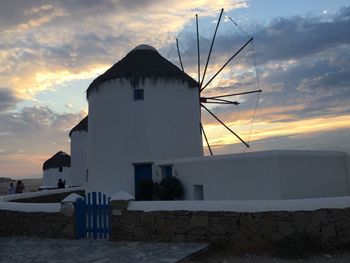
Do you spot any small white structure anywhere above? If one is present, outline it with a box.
[86,44,203,197]
[69,116,88,187]
[42,151,71,188]
[155,150,350,200]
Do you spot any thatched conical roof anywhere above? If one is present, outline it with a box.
[86,44,198,97]
[43,151,71,171]
[69,116,88,137]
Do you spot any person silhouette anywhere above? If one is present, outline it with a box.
[15,180,24,194]
[7,182,16,195]
[57,179,65,189]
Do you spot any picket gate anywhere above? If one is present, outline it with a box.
[75,192,110,239]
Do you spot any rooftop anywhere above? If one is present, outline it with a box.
[86,44,198,97]
[43,151,71,171]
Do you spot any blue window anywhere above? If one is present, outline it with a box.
[134,89,144,100]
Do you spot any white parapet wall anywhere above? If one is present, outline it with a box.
[127,196,350,212]
[155,150,350,200]
[0,187,85,202]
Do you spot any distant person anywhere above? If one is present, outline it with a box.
[15,180,24,194]
[7,182,16,195]
[57,179,65,189]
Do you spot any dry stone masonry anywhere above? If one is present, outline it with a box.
[111,200,350,250]
[0,211,75,239]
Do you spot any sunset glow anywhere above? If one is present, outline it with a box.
[0,0,349,178]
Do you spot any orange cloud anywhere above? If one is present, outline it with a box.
[203,113,350,147]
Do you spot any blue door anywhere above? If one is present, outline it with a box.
[134,163,152,200]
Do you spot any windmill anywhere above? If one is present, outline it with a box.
[174,8,262,155]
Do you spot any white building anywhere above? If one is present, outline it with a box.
[42,151,71,188]
[66,43,350,201]
[155,150,350,200]
[86,44,203,197]
[69,116,88,187]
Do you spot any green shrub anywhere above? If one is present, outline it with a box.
[138,179,154,200]
[159,176,184,200]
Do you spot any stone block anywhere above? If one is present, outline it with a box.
[139,213,155,226]
[311,210,328,226]
[260,216,277,233]
[239,214,257,233]
[156,223,173,241]
[209,224,227,235]
[60,203,75,217]
[118,214,137,225]
[291,212,309,230]
[191,228,207,236]
[191,215,209,227]
[305,222,321,236]
[321,224,336,240]
[169,218,189,228]
[173,227,189,234]
[278,222,295,236]
[171,234,185,242]
[134,227,145,240]
[336,222,350,237]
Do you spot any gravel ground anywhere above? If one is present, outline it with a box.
[0,236,207,263]
[181,249,350,263]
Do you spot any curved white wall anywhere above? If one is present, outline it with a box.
[87,78,203,196]
[42,167,71,188]
[155,150,350,200]
[70,131,87,186]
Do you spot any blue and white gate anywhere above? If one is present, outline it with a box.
[75,192,111,239]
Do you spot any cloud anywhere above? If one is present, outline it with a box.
[1,1,350,177]
[0,0,247,99]
[0,104,86,177]
[298,68,350,94]
[0,88,20,111]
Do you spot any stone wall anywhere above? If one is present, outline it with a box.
[10,190,85,203]
[0,210,75,239]
[110,201,350,249]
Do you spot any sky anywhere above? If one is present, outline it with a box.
[0,0,350,179]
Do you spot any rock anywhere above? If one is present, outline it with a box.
[209,224,227,235]
[239,215,257,233]
[119,214,137,225]
[171,234,185,242]
[321,225,336,240]
[291,212,309,230]
[60,203,75,217]
[191,215,209,227]
[311,210,328,226]
[134,227,145,240]
[139,213,155,226]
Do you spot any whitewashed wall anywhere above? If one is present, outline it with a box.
[42,167,71,188]
[70,131,87,186]
[87,78,203,196]
[155,150,350,200]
